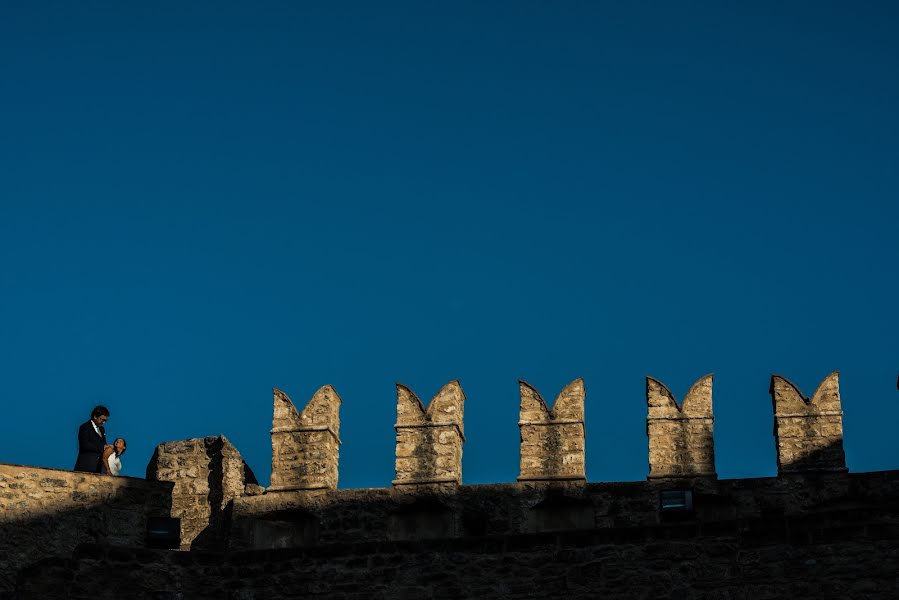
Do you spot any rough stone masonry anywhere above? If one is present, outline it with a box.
[771,370,846,474]
[3,368,891,600]
[146,435,258,550]
[646,373,716,479]
[518,378,586,482]
[269,385,342,491]
[393,381,465,486]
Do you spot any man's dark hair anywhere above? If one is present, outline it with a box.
[91,405,110,419]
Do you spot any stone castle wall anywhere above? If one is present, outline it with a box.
[259,372,850,495]
[145,435,259,550]
[270,386,341,492]
[18,503,899,600]
[217,370,896,555]
[0,463,172,599]
[227,470,898,549]
[4,369,898,599]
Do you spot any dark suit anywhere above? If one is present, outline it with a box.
[74,420,106,473]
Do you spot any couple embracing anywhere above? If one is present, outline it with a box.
[74,405,127,476]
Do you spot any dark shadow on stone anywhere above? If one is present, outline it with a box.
[9,465,899,600]
[229,465,899,550]
[188,437,227,551]
[190,437,259,552]
[251,508,320,549]
[543,424,564,479]
[0,470,172,600]
[530,493,595,532]
[388,496,454,540]
[21,497,899,600]
[778,435,848,475]
[411,427,437,484]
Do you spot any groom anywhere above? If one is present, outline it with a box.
[74,405,109,473]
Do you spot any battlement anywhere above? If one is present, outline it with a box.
[646,374,716,479]
[3,369,898,599]
[394,381,466,486]
[258,371,850,491]
[139,369,891,552]
[269,386,342,492]
[518,379,586,482]
[770,371,846,474]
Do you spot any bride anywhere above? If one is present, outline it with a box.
[102,438,127,476]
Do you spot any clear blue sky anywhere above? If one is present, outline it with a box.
[1,2,897,486]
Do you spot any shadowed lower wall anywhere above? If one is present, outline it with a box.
[0,463,172,599]
[17,502,899,600]
[229,464,898,550]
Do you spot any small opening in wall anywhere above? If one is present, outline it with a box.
[146,517,181,549]
[660,490,694,522]
[660,490,692,511]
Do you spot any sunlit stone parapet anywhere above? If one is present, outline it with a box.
[646,374,716,479]
[393,381,465,486]
[269,385,342,492]
[518,379,586,482]
[770,371,846,474]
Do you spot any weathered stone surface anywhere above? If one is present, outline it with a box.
[0,463,172,597]
[19,489,899,600]
[4,370,899,600]
[269,386,342,492]
[394,381,465,486]
[7,371,899,599]
[225,465,899,551]
[646,374,716,479]
[146,435,256,550]
[770,371,846,474]
[518,379,586,482]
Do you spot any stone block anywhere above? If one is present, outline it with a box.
[269,386,342,492]
[393,381,465,486]
[646,374,716,479]
[518,379,586,482]
[770,371,846,474]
